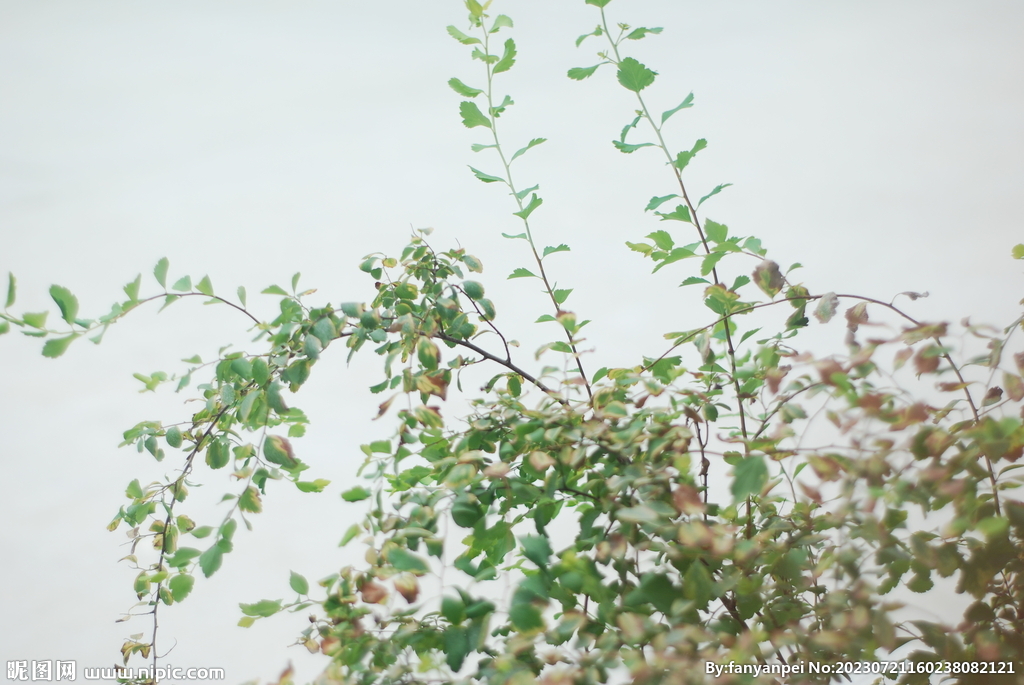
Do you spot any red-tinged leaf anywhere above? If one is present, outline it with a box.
[891,402,932,431]
[263,435,297,468]
[894,347,913,370]
[1004,372,1024,402]
[415,372,449,401]
[360,580,388,604]
[752,260,784,298]
[374,394,398,420]
[808,455,842,482]
[798,480,822,504]
[845,303,869,332]
[982,387,1003,406]
[393,573,419,603]
[672,484,704,515]
[914,346,941,375]
[816,360,844,386]
[765,365,790,394]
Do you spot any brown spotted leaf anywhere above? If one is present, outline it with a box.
[752,260,784,298]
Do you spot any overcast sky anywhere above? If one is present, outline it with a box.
[2,1,1023,683]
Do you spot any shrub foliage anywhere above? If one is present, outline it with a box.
[4,2,1024,684]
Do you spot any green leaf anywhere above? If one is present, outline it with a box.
[199,544,224,578]
[206,438,230,470]
[489,14,513,32]
[575,26,603,47]
[647,230,673,251]
[388,547,430,574]
[463,255,483,272]
[468,166,504,183]
[442,596,466,625]
[732,455,768,502]
[616,57,657,92]
[681,276,709,287]
[125,479,144,499]
[444,627,469,672]
[553,289,573,304]
[448,77,483,98]
[585,0,613,6]
[612,140,655,154]
[339,524,360,547]
[651,247,695,273]
[1013,244,1024,260]
[5,272,16,308]
[168,574,194,602]
[660,92,694,124]
[704,220,728,243]
[295,479,330,493]
[645,194,679,211]
[543,244,570,257]
[626,26,663,40]
[263,435,297,469]
[446,25,481,45]
[237,286,247,308]
[698,183,732,207]
[510,137,547,162]
[171,275,191,292]
[701,252,726,276]
[508,268,538,279]
[656,205,692,223]
[814,292,839,323]
[459,101,491,129]
[123,274,141,302]
[417,337,440,371]
[514,184,539,200]
[240,599,282,618]
[238,486,262,513]
[289,571,309,595]
[196,275,214,297]
[513,194,543,220]
[262,284,288,296]
[463,281,485,299]
[493,38,516,74]
[567,64,602,81]
[42,335,77,358]
[489,94,513,117]
[154,258,168,288]
[49,285,79,324]
[521,535,552,568]
[471,48,498,65]
[341,486,371,502]
[673,139,707,171]
[509,603,544,632]
[165,426,182,448]
[23,311,48,328]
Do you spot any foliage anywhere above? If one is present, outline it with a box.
[4,2,1024,684]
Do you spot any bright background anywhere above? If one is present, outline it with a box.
[2,1,1023,682]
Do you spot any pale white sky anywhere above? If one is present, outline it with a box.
[2,1,1023,683]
